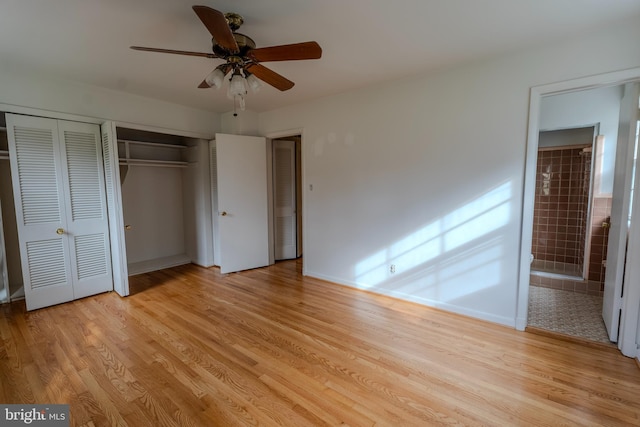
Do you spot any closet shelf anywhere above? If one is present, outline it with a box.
[117,137,188,168]
[0,150,9,160]
[118,139,187,149]
[119,158,188,168]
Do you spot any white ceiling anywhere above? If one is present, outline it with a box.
[2,0,640,114]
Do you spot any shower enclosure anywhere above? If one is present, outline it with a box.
[531,127,595,279]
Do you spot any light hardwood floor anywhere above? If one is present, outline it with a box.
[1,259,640,426]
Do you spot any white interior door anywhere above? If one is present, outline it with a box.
[602,82,640,341]
[273,140,297,260]
[216,133,269,274]
[7,114,113,310]
[8,114,74,310]
[58,120,113,300]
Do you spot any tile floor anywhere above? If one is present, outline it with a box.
[527,285,611,344]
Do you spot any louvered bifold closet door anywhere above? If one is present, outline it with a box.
[101,122,129,296]
[7,114,74,310]
[58,120,113,299]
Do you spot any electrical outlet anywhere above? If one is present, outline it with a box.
[390,264,396,273]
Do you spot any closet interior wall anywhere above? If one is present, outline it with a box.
[0,113,23,302]
[116,127,211,275]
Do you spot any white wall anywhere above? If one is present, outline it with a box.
[120,166,185,264]
[259,15,640,326]
[0,67,218,135]
[540,85,623,194]
[221,109,260,136]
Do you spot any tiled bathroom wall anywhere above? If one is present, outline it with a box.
[531,147,591,270]
[588,197,612,288]
[530,197,612,297]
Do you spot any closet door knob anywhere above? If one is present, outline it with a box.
[220,211,228,216]
[56,228,64,235]
[125,225,132,230]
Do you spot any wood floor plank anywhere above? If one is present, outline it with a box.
[1,259,640,426]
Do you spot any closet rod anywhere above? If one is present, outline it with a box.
[119,161,188,169]
[118,139,187,149]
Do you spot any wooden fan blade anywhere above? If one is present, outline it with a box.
[192,6,239,53]
[245,63,294,91]
[130,46,217,58]
[248,41,322,62]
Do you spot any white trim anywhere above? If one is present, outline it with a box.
[112,120,213,141]
[309,271,515,327]
[516,68,640,346]
[0,102,214,140]
[618,83,640,357]
[0,102,105,124]
[265,128,307,276]
[127,254,191,276]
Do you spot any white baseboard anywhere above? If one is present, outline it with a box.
[306,270,516,328]
[10,285,25,301]
[128,254,191,276]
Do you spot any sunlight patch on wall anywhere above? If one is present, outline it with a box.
[354,182,512,298]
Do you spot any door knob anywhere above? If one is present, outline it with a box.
[125,225,132,230]
[220,211,227,216]
[56,228,64,235]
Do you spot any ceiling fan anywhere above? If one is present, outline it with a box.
[131,5,322,110]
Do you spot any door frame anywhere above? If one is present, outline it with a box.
[516,67,640,356]
[0,197,9,303]
[266,128,305,273]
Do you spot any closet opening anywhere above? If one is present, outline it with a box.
[0,113,23,303]
[115,126,210,277]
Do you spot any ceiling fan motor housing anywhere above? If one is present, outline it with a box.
[212,33,256,57]
[224,12,243,31]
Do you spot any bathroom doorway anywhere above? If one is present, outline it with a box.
[526,84,624,344]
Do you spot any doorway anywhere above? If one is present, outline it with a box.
[272,135,303,261]
[530,127,597,280]
[518,74,640,353]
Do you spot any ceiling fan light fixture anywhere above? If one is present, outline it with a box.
[204,67,226,89]
[227,72,248,98]
[227,71,248,111]
[246,73,262,93]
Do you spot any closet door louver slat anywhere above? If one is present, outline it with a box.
[13,126,62,225]
[74,233,108,280]
[26,239,67,289]
[64,130,104,221]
